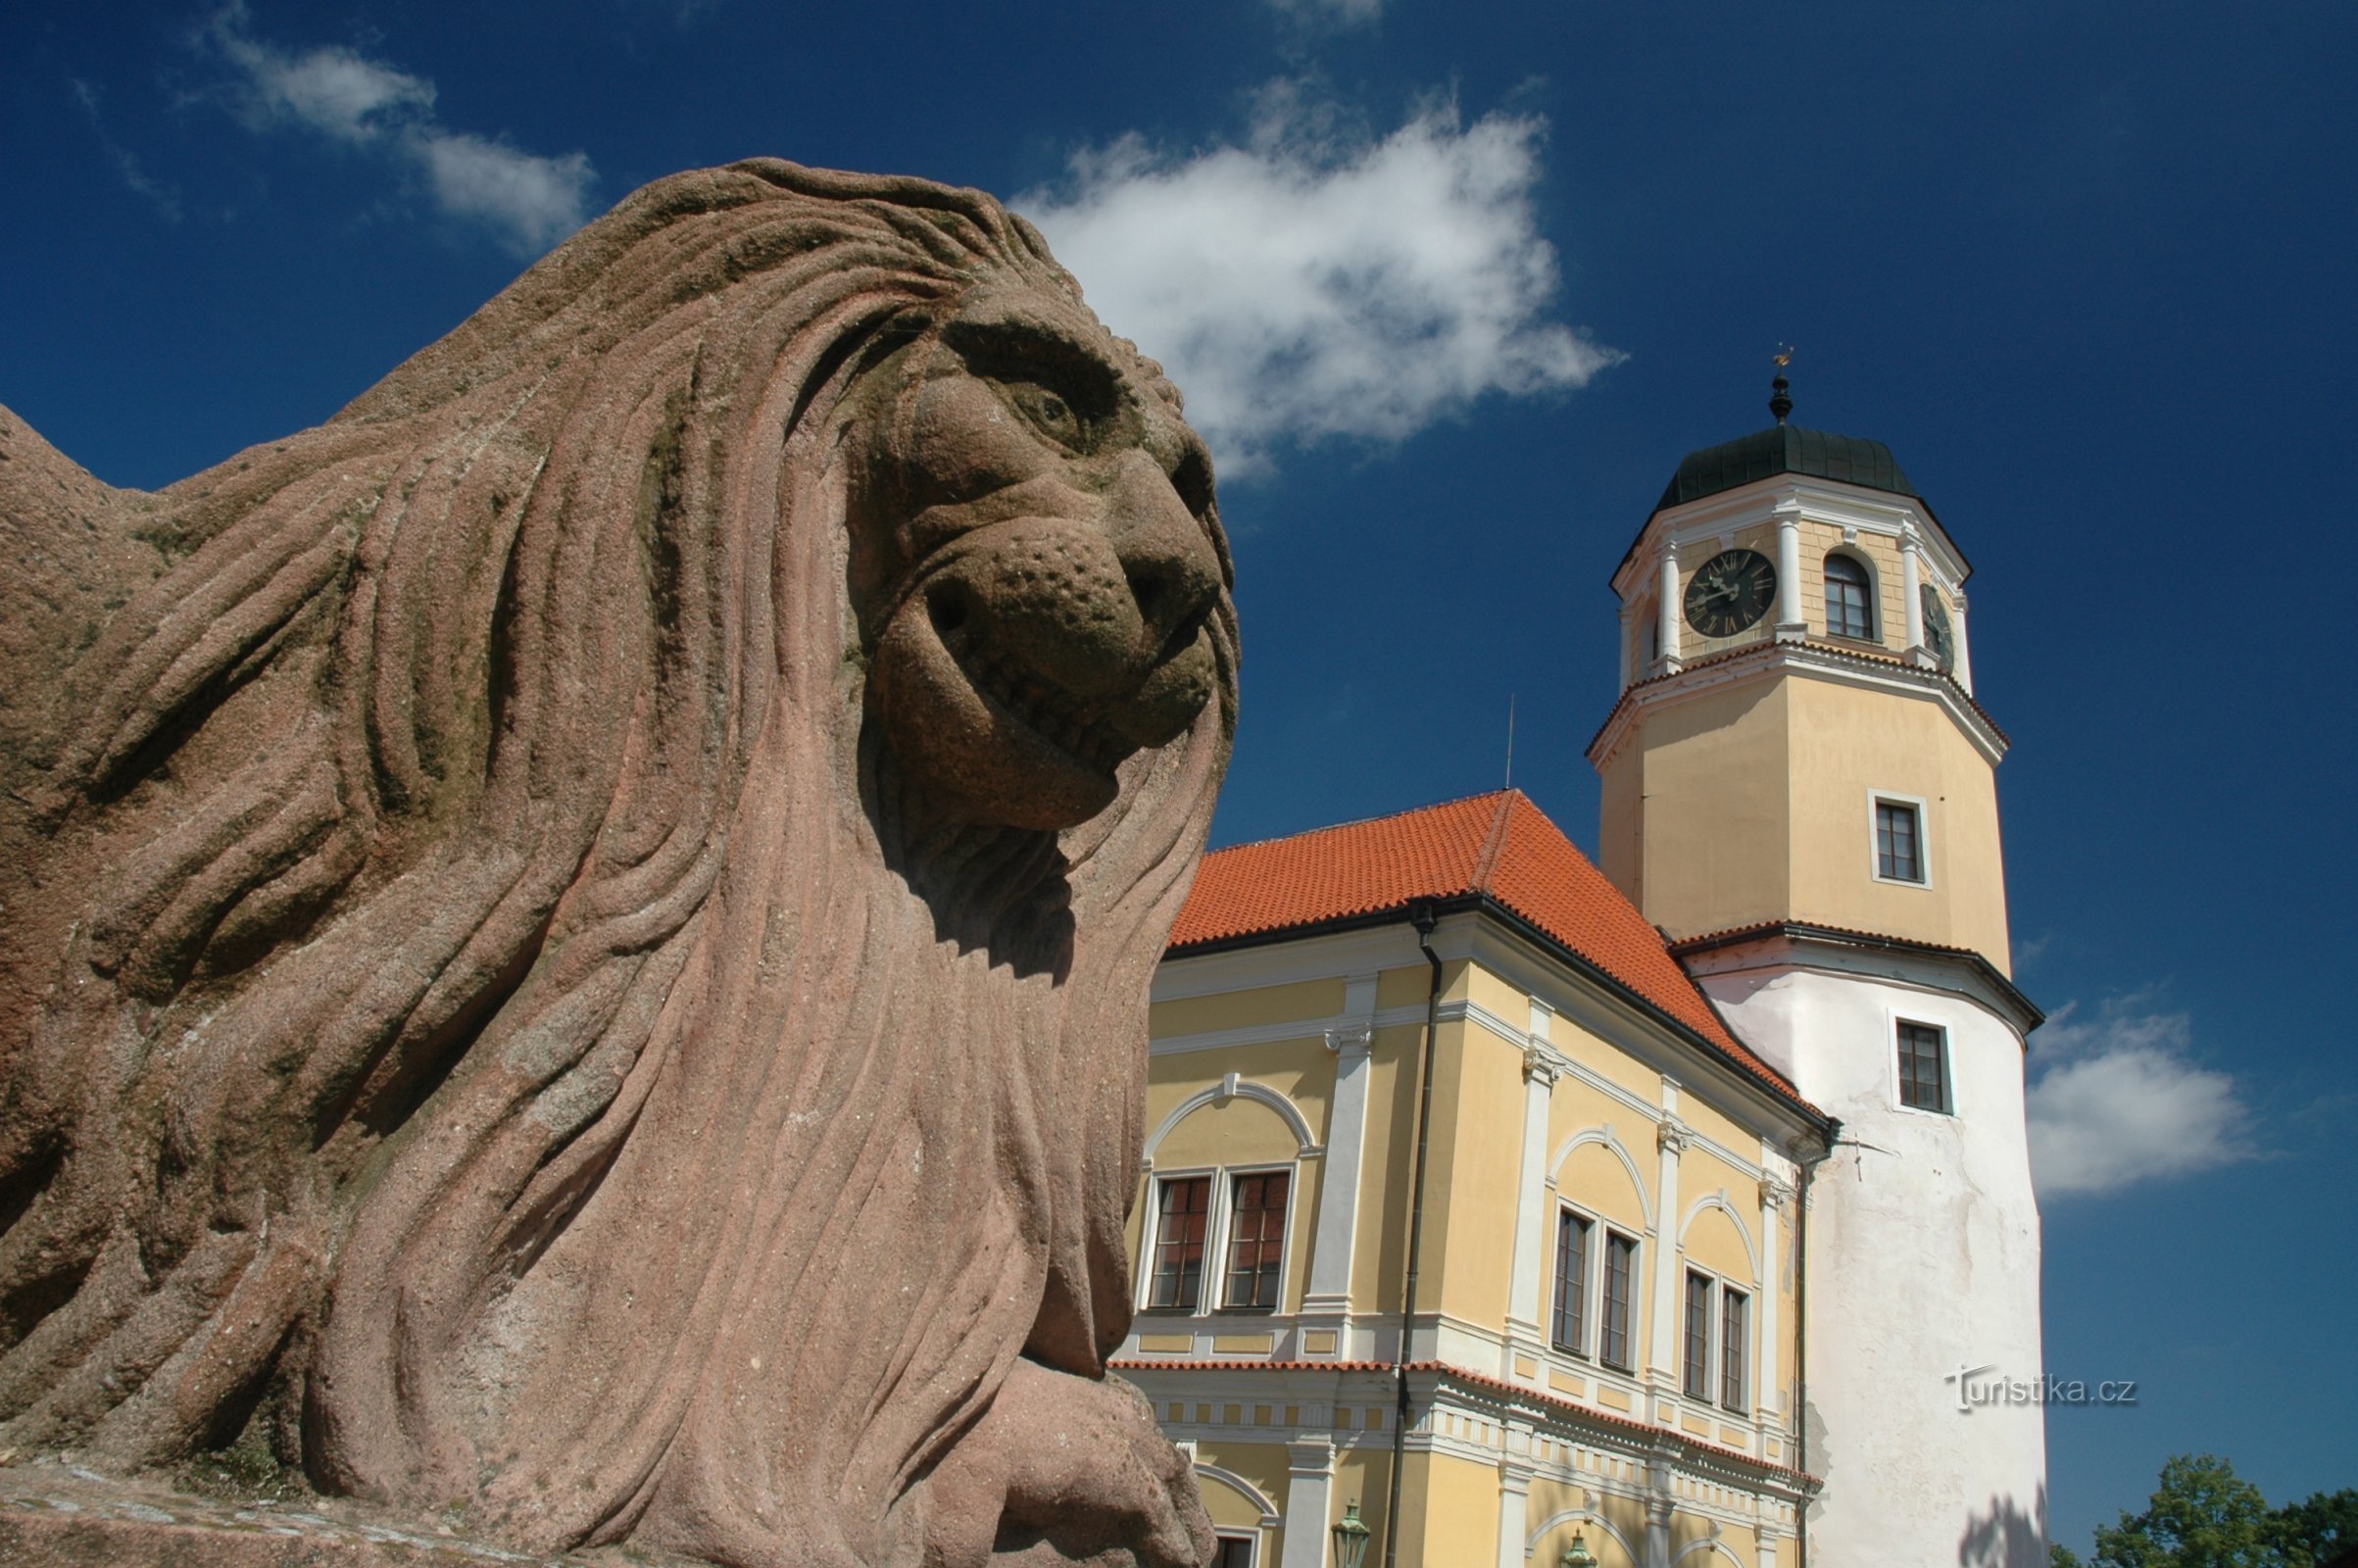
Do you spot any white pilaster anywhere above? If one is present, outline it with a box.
[1951,590,1976,694]
[1900,530,1927,662]
[1302,974,1379,1328]
[1643,1457,1676,1568]
[1756,1175,1793,1424]
[1647,1114,1690,1398]
[1504,1034,1561,1371]
[1657,543,1683,671]
[1280,1439,1337,1568]
[1773,505,1805,640]
[1497,1456,1536,1568]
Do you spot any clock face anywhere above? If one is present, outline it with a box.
[1919,585,1955,670]
[1683,548,1778,638]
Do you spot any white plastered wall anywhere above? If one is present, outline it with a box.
[1701,964,2047,1568]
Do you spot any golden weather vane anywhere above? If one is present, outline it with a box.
[1773,343,1795,368]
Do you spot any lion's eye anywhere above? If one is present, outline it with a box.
[1007,382,1084,449]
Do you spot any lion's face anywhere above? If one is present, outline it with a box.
[848,283,1231,833]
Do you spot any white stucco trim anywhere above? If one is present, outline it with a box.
[1527,1510,1638,1564]
[1676,1193,1762,1285]
[1547,1128,1656,1231]
[1671,1538,1747,1567]
[1144,1076,1322,1163]
[1195,1463,1284,1529]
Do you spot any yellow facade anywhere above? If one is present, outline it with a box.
[1596,672,2009,961]
[1119,914,1820,1568]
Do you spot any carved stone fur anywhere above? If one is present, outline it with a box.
[0,160,1237,1568]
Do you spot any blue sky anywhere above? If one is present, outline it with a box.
[5,0,2353,1551]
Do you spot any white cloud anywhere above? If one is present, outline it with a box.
[416,133,596,256]
[201,4,591,256]
[210,5,433,143]
[1020,86,1620,474]
[1267,0,1385,25]
[2027,997,2256,1199]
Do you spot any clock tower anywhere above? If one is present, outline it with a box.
[1589,375,2048,1568]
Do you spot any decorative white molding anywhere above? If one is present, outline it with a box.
[1586,637,2006,771]
[1195,1463,1285,1529]
[1758,1176,1795,1212]
[1547,1127,1657,1230]
[1325,1024,1372,1055]
[1677,1192,1763,1285]
[1143,1078,1322,1163]
[1657,1118,1694,1155]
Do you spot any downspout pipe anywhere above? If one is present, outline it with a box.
[1792,1119,1839,1568]
[1382,902,1445,1568]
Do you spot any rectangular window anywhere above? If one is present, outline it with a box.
[1721,1288,1750,1411]
[1683,1271,1714,1398]
[1147,1176,1211,1310]
[1212,1535,1256,1568]
[1601,1231,1638,1371]
[1551,1210,1592,1354]
[1222,1170,1290,1310]
[1897,1021,1951,1113]
[1876,799,1924,883]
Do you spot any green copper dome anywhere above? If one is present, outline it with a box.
[1653,422,1915,514]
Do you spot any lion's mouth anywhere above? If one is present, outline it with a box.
[931,600,1141,778]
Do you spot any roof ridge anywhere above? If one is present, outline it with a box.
[1468,790,1518,893]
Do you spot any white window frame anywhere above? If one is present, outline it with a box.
[1596,1222,1643,1374]
[1681,1266,1716,1400]
[1867,789,1934,889]
[1548,1202,1599,1360]
[1676,1265,1755,1415]
[1891,1015,1955,1118]
[1210,1531,1259,1568]
[1135,1161,1299,1318]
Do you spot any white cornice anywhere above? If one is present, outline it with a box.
[1587,640,2007,771]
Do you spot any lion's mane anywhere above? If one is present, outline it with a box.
[0,161,1236,1565]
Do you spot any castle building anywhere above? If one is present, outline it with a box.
[1118,381,2047,1568]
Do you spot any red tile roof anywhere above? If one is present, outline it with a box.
[1169,791,1805,1104]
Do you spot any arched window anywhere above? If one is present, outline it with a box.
[1824,553,1874,640]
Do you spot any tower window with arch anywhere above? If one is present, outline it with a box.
[1824,551,1876,641]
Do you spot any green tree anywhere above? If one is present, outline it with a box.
[2274,1488,2358,1568]
[2091,1454,2283,1568]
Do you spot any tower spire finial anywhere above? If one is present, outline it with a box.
[1770,344,1795,424]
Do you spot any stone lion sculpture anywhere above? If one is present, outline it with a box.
[0,160,1237,1567]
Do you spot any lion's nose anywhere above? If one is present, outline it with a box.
[1103,450,1220,662]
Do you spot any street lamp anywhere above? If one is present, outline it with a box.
[1331,1499,1372,1568]
[1558,1527,1599,1568]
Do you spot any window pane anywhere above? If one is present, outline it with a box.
[1898,1023,1950,1113]
[1213,1536,1256,1568]
[1722,1289,1749,1410]
[1878,802,1923,882]
[1683,1271,1712,1398]
[1826,556,1872,639]
[1149,1177,1210,1310]
[1602,1233,1637,1370]
[1223,1170,1289,1309]
[1551,1211,1591,1353]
